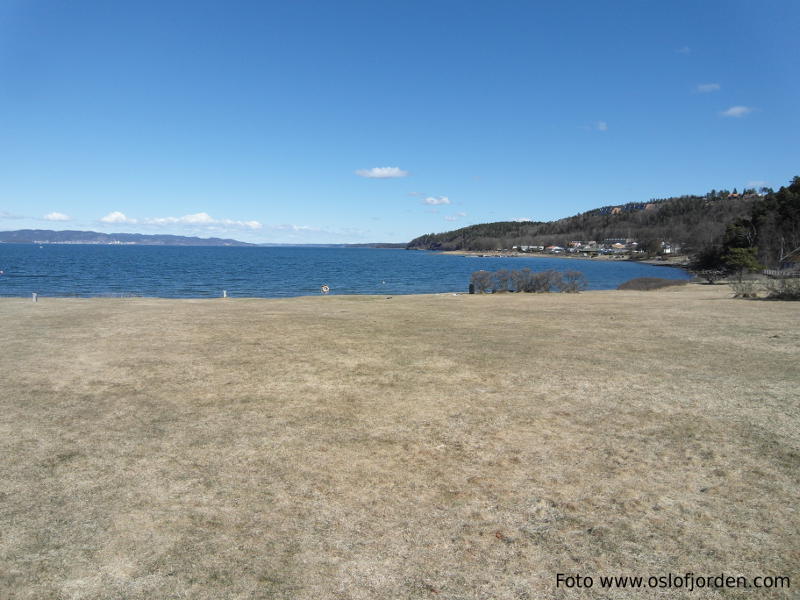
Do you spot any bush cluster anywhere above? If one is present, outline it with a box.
[470,268,587,293]
[729,279,760,298]
[763,278,800,300]
[727,277,800,300]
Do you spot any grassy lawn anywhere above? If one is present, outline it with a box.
[1,284,798,599]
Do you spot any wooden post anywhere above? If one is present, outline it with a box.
[32,293,37,302]
[223,290,227,298]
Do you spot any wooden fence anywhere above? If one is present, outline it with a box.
[763,269,800,278]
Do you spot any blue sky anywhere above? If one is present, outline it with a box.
[1,1,798,243]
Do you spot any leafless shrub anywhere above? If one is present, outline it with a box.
[529,270,562,292]
[477,269,587,293]
[764,277,800,300]
[493,269,511,292]
[511,268,534,292]
[470,270,494,293]
[729,279,760,298]
[695,269,726,285]
[558,270,588,293]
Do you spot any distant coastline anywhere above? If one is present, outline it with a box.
[0,229,407,248]
[0,229,254,247]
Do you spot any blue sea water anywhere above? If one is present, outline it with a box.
[0,244,691,298]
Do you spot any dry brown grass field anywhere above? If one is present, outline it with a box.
[1,284,798,599]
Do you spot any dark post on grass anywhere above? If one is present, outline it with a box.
[469,283,475,294]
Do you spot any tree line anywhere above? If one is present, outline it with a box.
[691,176,800,273]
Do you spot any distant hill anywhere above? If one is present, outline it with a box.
[407,191,759,253]
[0,229,255,246]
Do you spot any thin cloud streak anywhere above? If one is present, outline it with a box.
[720,106,753,118]
[270,224,322,232]
[355,166,409,178]
[100,211,137,224]
[99,211,261,229]
[43,212,71,221]
[423,196,451,205]
[696,83,720,93]
[143,212,262,229]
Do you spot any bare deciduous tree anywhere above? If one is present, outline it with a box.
[493,269,511,292]
[558,270,588,293]
[470,270,494,293]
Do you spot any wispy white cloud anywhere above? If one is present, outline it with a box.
[720,105,753,118]
[746,180,768,188]
[423,196,451,205]
[513,217,532,222]
[99,211,261,230]
[583,121,608,132]
[0,210,25,219]
[270,224,322,232]
[444,212,467,222]
[355,166,409,178]
[266,224,370,243]
[144,212,262,229]
[100,211,137,224]
[696,83,720,93]
[676,46,691,55]
[43,212,71,221]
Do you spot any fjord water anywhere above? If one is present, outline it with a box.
[0,245,691,298]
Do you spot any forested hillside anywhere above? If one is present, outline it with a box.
[702,176,800,270]
[407,189,759,253]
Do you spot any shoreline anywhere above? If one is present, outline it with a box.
[0,289,623,302]
[0,279,696,301]
[0,283,716,303]
[436,249,691,268]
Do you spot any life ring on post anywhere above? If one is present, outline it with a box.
[320,284,330,295]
